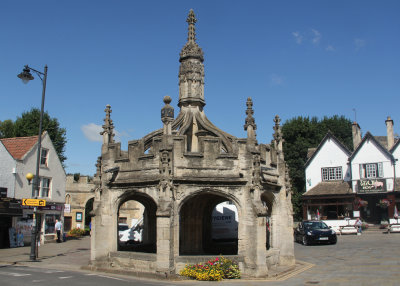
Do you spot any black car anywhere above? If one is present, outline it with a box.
[294,220,337,246]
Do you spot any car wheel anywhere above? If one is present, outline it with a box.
[302,235,308,246]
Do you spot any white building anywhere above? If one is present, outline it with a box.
[304,117,400,224]
[0,132,66,247]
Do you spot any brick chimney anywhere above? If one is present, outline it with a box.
[386,116,394,150]
[352,122,361,150]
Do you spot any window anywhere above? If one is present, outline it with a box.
[321,167,342,181]
[359,163,383,178]
[40,148,49,166]
[45,214,60,234]
[40,177,51,197]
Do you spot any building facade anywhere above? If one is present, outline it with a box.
[304,118,400,224]
[64,174,143,232]
[0,132,66,247]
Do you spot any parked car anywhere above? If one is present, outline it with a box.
[294,220,337,246]
[118,223,129,237]
[118,220,143,244]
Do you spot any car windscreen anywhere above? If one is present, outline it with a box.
[303,221,329,230]
[118,225,129,231]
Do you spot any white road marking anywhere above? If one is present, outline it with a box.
[0,271,31,277]
[85,273,127,281]
[59,276,73,279]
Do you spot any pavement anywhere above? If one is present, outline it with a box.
[0,236,91,271]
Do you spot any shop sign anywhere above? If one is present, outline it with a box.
[357,179,386,193]
[22,204,63,211]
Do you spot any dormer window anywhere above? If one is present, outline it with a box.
[321,167,342,181]
[360,163,383,178]
[40,148,49,166]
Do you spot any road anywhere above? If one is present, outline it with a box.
[0,265,177,286]
[1,231,399,285]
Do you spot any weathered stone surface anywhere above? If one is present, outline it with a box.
[90,9,294,278]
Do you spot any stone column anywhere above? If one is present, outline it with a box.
[156,214,174,275]
[254,216,268,277]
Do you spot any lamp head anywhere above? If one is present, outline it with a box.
[18,66,34,84]
[26,173,34,184]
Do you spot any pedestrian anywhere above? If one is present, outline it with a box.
[355,217,362,235]
[55,219,62,243]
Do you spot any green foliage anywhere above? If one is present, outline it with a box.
[180,256,240,281]
[282,115,352,220]
[0,108,67,164]
[73,173,80,182]
[0,120,15,138]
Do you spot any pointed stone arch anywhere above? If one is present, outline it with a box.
[178,188,241,255]
[116,190,157,253]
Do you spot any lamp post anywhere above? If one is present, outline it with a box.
[18,65,48,261]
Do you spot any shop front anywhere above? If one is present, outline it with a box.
[354,178,393,224]
[21,203,64,244]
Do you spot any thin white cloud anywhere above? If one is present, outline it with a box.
[354,38,366,51]
[270,74,284,86]
[292,32,303,44]
[325,45,335,52]
[311,29,321,45]
[81,123,131,143]
[81,123,103,142]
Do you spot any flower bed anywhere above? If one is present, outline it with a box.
[66,227,86,238]
[180,256,241,281]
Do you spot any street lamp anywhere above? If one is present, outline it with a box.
[18,64,48,261]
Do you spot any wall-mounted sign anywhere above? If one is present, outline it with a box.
[64,204,71,213]
[76,212,83,222]
[357,179,386,193]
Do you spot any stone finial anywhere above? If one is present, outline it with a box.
[244,97,257,131]
[273,115,282,143]
[100,104,115,144]
[161,96,174,135]
[179,9,204,62]
[186,9,197,43]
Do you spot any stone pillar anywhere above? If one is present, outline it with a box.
[156,214,174,275]
[254,216,268,277]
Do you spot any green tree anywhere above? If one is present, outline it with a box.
[282,115,352,220]
[0,108,67,163]
[0,120,15,138]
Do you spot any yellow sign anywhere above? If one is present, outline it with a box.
[22,199,46,207]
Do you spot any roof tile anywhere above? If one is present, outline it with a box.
[0,136,38,160]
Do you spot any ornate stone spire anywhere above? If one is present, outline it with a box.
[178,9,205,108]
[186,9,197,44]
[100,104,115,144]
[244,98,257,140]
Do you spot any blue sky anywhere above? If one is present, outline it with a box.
[1,1,399,175]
